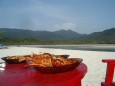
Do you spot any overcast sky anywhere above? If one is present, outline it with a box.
[0,0,115,34]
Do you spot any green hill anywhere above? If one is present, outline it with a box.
[0,28,85,40]
[77,28,115,44]
[0,28,115,44]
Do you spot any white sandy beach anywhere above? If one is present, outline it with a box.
[0,46,115,86]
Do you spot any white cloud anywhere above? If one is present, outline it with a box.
[54,22,77,30]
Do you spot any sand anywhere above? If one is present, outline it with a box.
[0,46,115,86]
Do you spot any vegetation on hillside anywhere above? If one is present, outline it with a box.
[0,28,115,45]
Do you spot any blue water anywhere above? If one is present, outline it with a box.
[23,45,115,52]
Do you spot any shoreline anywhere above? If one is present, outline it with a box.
[7,44,115,52]
[0,46,115,86]
[7,44,115,47]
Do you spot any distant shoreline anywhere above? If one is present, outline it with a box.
[6,44,115,52]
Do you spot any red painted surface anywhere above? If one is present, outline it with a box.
[111,82,115,86]
[101,59,115,86]
[0,63,87,86]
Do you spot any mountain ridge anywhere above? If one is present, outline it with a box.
[76,28,115,43]
[0,28,85,40]
[0,28,115,44]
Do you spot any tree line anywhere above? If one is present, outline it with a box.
[0,31,115,45]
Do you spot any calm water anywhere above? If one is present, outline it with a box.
[21,45,115,52]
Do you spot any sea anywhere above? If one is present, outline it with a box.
[20,44,115,52]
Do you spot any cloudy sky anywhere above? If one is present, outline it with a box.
[0,0,115,34]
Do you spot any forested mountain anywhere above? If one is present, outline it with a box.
[53,29,86,39]
[0,28,115,44]
[77,28,115,43]
[0,28,85,40]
